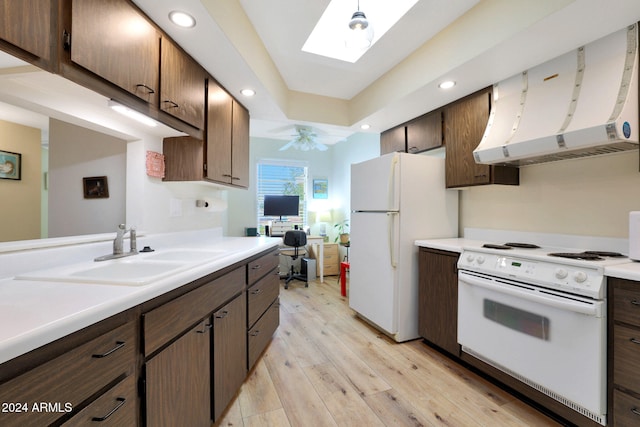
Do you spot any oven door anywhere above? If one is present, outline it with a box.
[458,270,606,424]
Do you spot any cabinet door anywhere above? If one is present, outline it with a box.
[206,80,233,183]
[0,0,51,59]
[213,295,247,421]
[444,89,518,188]
[163,136,204,181]
[444,90,493,187]
[0,0,51,65]
[146,321,211,427]
[231,100,250,187]
[71,0,159,104]
[380,125,406,155]
[418,248,460,356]
[160,38,205,129]
[406,110,442,153]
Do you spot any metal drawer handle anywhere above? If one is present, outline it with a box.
[250,330,260,337]
[92,397,126,422]
[630,338,640,345]
[251,289,263,295]
[92,341,125,358]
[215,311,229,319]
[632,407,640,417]
[197,323,213,333]
[231,176,241,181]
[135,83,155,94]
[251,265,262,270]
[222,174,232,178]
[163,100,179,108]
[632,299,640,306]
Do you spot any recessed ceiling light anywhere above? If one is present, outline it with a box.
[360,124,371,130]
[169,11,196,28]
[240,89,256,97]
[439,80,456,89]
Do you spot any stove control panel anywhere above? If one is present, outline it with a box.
[457,250,604,299]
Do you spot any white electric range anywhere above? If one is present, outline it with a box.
[457,240,629,426]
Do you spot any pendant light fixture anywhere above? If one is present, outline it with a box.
[346,0,374,49]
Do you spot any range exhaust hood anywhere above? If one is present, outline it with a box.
[473,24,638,166]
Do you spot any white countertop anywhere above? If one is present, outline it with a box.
[0,230,280,365]
[604,261,640,282]
[414,238,483,253]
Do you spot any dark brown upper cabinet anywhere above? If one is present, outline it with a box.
[206,79,250,188]
[444,88,518,188]
[0,0,54,70]
[406,110,443,153]
[70,0,160,105]
[160,37,206,129]
[380,126,406,155]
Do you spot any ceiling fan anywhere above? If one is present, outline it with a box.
[279,126,328,151]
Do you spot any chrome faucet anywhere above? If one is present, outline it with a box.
[95,224,138,261]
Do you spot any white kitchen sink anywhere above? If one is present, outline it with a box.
[141,249,228,262]
[14,249,231,286]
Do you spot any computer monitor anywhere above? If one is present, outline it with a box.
[263,195,299,220]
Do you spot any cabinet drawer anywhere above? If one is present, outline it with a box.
[0,321,136,427]
[62,374,137,426]
[248,299,280,370]
[613,324,640,394]
[613,286,640,327]
[248,249,279,285]
[248,269,280,327]
[144,267,244,355]
[613,389,640,426]
[324,262,340,276]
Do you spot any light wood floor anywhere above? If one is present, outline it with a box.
[217,278,563,427]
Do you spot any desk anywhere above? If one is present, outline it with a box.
[305,236,324,283]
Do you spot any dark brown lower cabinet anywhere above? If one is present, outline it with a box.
[213,295,247,421]
[418,247,460,356]
[609,277,640,426]
[145,321,211,427]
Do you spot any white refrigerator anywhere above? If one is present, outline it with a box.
[349,152,458,342]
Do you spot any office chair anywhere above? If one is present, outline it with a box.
[280,230,308,289]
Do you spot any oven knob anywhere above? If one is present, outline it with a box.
[555,268,568,279]
[477,255,485,264]
[573,271,588,283]
[466,254,475,263]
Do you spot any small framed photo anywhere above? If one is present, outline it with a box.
[83,176,109,199]
[0,150,21,180]
[313,178,328,199]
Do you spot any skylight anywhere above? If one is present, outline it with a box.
[302,0,419,63]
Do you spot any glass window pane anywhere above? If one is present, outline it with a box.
[483,299,550,340]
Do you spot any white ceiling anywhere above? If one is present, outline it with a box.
[130,0,640,144]
[2,0,640,146]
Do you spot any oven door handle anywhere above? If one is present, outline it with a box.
[459,273,603,317]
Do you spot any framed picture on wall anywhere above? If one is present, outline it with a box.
[0,150,21,180]
[83,176,109,198]
[313,178,328,199]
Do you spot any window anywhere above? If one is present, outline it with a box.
[256,160,308,233]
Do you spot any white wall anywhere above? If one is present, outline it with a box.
[460,150,640,238]
[125,136,227,235]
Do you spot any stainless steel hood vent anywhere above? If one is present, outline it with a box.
[473,24,638,166]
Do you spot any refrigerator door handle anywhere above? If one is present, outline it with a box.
[387,212,399,268]
[387,154,399,210]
